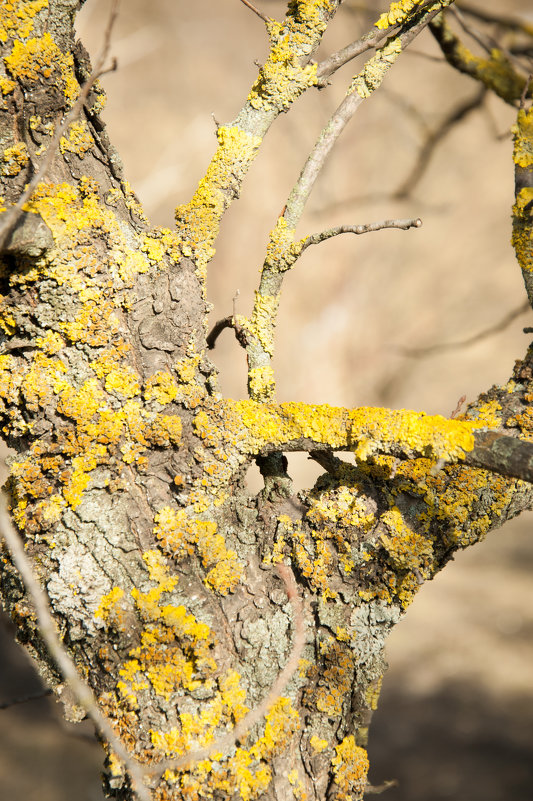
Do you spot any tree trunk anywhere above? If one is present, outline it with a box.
[1,2,532,800]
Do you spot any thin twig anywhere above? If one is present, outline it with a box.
[237,0,271,25]
[146,563,306,775]
[0,0,120,251]
[399,299,530,358]
[0,494,151,801]
[299,218,422,253]
[394,86,486,199]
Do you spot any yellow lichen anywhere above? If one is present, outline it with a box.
[4,32,79,104]
[0,0,48,43]
[224,400,478,463]
[331,736,369,801]
[144,371,179,405]
[154,507,244,596]
[248,365,276,402]
[95,587,126,630]
[175,126,262,279]
[2,141,29,176]
[310,734,329,753]
[375,0,424,30]
[60,119,94,158]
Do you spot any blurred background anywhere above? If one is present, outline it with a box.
[1,1,532,798]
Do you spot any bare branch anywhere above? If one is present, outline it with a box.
[237,0,271,25]
[365,778,399,795]
[146,563,307,775]
[0,494,151,801]
[399,299,530,357]
[468,431,533,484]
[299,217,422,253]
[0,0,121,250]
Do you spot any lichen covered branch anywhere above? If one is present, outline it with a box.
[242,0,454,403]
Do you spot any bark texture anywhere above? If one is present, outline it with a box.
[1,3,533,801]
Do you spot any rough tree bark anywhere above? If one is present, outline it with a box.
[0,1,532,800]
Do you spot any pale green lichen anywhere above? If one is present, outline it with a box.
[350,37,402,99]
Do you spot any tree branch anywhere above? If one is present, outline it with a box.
[429,11,530,105]
[225,399,533,484]
[298,217,422,253]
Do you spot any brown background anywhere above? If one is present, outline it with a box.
[1,2,532,799]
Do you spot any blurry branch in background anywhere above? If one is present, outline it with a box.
[450,5,533,74]
[429,12,531,105]
[0,495,152,801]
[457,2,533,36]
[0,0,120,251]
[398,299,531,359]
[0,687,52,710]
[393,85,486,199]
[144,563,306,776]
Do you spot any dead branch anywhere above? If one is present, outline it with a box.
[298,218,422,253]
